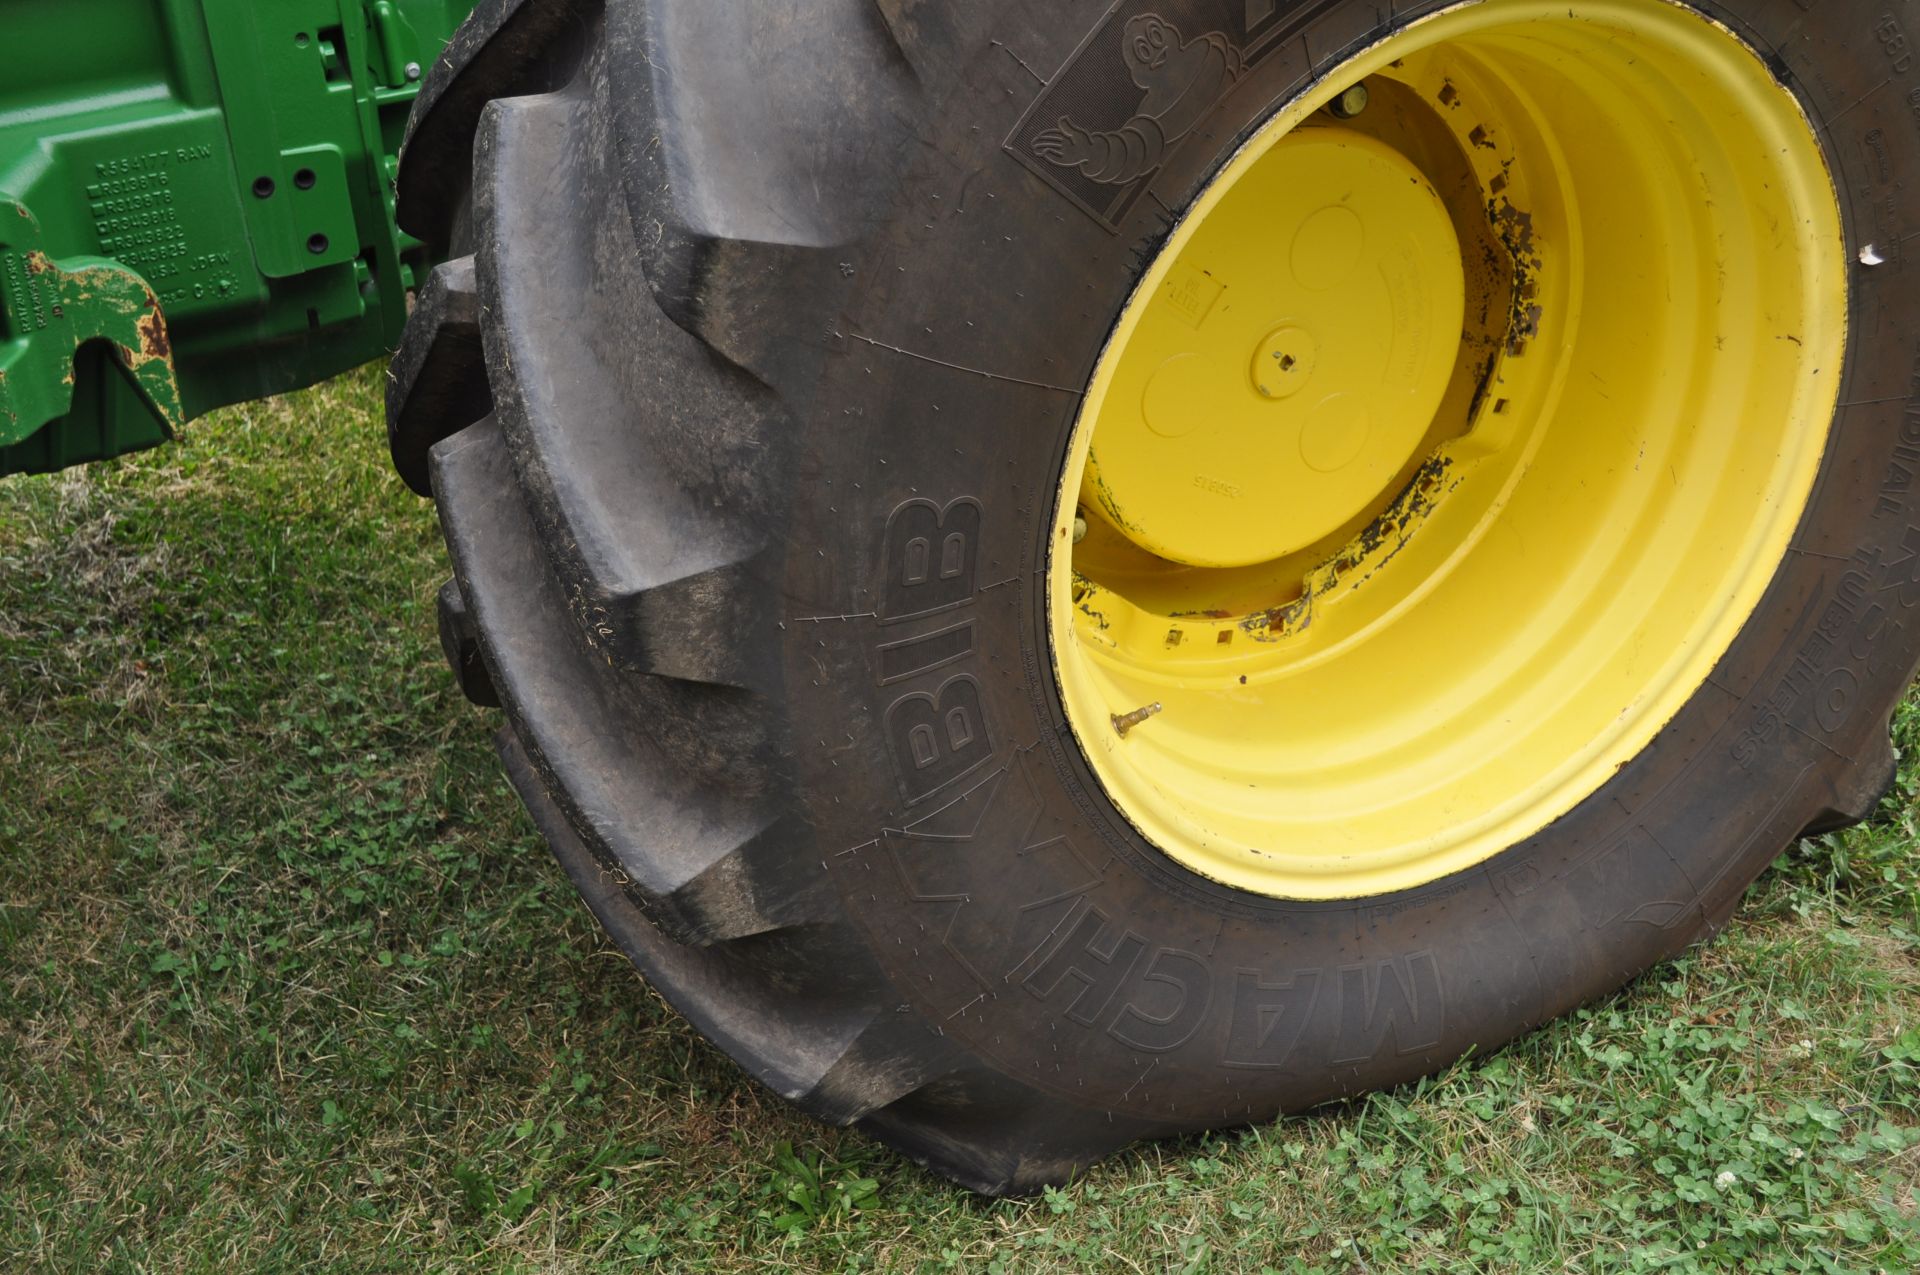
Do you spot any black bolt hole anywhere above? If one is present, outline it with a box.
[294,168,316,191]
[252,176,276,199]
[1278,354,1298,372]
[295,31,310,46]
[307,233,330,255]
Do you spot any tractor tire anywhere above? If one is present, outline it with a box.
[386,0,1920,1194]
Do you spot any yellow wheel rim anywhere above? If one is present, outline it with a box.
[1049,0,1846,900]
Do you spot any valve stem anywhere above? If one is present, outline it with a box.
[1111,702,1164,738]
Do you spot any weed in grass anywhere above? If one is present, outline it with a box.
[2,365,1918,1272]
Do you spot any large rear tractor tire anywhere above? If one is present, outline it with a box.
[386,0,1920,1193]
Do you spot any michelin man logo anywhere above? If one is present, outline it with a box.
[1032,16,1246,186]
[1006,3,1274,231]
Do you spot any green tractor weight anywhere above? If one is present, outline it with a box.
[0,0,475,475]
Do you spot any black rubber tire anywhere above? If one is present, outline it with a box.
[387,0,1920,1193]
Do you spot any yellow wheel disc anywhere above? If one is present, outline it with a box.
[1086,130,1466,569]
[1049,0,1846,900]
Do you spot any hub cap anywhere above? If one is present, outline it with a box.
[1089,130,1465,569]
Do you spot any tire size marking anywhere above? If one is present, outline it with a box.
[1728,551,1882,770]
[1869,353,1920,520]
[1728,352,1920,768]
[1728,525,1920,773]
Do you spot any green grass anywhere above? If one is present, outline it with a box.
[3,366,1918,1273]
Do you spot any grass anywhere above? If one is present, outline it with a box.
[2,365,1918,1273]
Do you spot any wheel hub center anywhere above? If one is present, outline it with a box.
[1251,327,1317,400]
[1086,128,1465,569]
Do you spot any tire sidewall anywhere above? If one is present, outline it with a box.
[781,0,1920,1124]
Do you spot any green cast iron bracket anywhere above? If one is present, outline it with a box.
[1,197,186,463]
[0,0,476,477]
